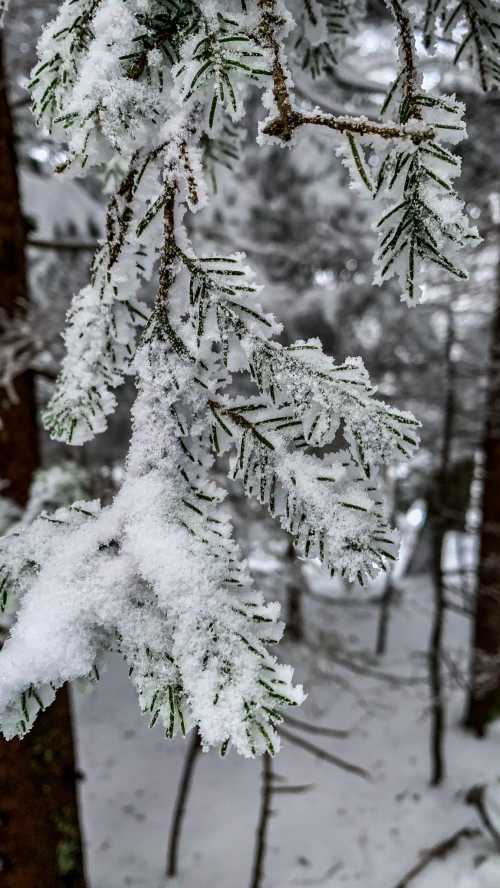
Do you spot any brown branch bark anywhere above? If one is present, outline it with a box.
[256,0,432,143]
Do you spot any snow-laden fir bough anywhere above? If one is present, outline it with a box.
[0,0,486,755]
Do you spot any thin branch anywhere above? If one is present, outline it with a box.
[392,827,481,888]
[27,238,99,252]
[306,589,384,607]
[443,598,473,617]
[385,0,419,106]
[249,753,273,888]
[375,575,396,655]
[328,651,428,686]
[166,732,201,879]
[11,95,30,112]
[256,0,432,143]
[263,110,433,144]
[279,727,369,780]
[283,713,351,739]
[272,782,313,794]
[466,784,500,851]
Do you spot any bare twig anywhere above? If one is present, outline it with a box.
[27,238,99,252]
[283,714,351,739]
[279,727,369,780]
[392,827,481,888]
[328,651,427,686]
[291,861,342,886]
[466,784,500,851]
[249,753,273,888]
[375,477,399,656]
[306,589,384,607]
[166,732,201,879]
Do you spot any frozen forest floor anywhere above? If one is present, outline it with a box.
[73,555,500,888]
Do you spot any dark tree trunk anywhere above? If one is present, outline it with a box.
[428,307,455,786]
[429,523,446,786]
[0,39,86,886]
[0,693,86,887]
[285,541,304,642]
[465,254,500,736]
[375,576,395,656]
[0,46,38,505]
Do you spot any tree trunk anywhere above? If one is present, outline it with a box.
[0,38,86,886]
[428,306,455,786]
[375,476,398,656]
[285,541,304,642]
[429,524,446,786]
[0,46,37,505]
[465,252,500,736]
[375,576,395,656]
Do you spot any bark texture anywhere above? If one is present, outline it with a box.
[0,42,38,504]
[465,257,500,736]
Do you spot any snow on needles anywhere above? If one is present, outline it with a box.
[0,0,457,757]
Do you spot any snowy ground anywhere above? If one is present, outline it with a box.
[73,563,500,888]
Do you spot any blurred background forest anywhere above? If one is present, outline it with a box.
[2,2,500,887]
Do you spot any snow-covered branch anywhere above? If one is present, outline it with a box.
[6,0,479,758]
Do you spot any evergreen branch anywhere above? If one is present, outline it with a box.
[424,0,500,90]
[257,0,432,144]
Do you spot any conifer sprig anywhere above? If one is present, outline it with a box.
[2,0,468,758]
[174,12,270,122]
[371,0,480,304]
[424,0,500,90]
[293,0,367,79]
